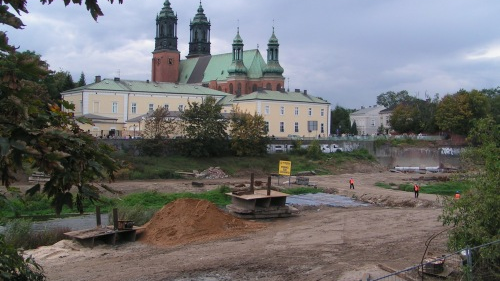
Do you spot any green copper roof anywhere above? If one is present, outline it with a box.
[218,90,330,106]
[268,28,279,45]
[178,49,269,83]
[62,79,229,97]
[158,0,176,19]
[232,28,243,45]
[192,2,209,24]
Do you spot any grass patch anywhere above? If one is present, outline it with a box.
[113,150,376,179]
[375,182,393,189]
[3,219,71,250]
[374,181,471,196]
[0,192,116,218]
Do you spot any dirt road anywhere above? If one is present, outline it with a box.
[27,171,452,281]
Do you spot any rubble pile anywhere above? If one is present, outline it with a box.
[196,167,228,179]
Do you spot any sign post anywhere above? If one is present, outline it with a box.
[278,160,292,186]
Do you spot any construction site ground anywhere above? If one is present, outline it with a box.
[26,171,453,281]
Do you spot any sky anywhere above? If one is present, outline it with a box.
[5,0,500,109]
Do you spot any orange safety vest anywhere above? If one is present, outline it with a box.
[455,193,461,199]
[349,179,354,184]
[414,185,419,192]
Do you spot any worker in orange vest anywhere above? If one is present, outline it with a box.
[414,183,420,198]
[349,178,355,189]
[454,191,461,200]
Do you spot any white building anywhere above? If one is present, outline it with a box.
[349,105,386,135]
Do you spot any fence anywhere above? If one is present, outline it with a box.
[371,239,500,281]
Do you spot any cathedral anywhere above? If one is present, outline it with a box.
[61,0,330,139]
[151,0,285,95]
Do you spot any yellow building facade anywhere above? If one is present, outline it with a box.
[62,79,330,139]
[62,77,229,138]
[222,89,331,138]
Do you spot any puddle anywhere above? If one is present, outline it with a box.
[286,193,369,207]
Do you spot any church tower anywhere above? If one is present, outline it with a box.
[186,1,211,58]
[263,27,285,91]
[152,0,180,83]
[227,27,248,95]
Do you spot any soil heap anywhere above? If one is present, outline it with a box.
[139,198,265,247]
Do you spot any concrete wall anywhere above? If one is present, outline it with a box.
[100,139,465,169]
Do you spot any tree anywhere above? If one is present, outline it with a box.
[0,234,45,280]
[142,106,176,139]
[1,0,124,214]
[481,87,500,124]
[1,0,124,278]
[435,89,490,135]
[178,97,229,157]
[439,117,500,279]
[330,105,354,135]
[376,90,416,108]
[43,70,76,100]
[389,98,438,134]
[77,72,86,87]
[350,121,358,135]
[229,109,269,156]
[390,103,419,133]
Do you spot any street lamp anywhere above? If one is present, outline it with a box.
[133,124,136,138]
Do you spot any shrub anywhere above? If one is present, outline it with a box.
[108,205,157,227]
[3,219,33,249]
[0,234,46,280]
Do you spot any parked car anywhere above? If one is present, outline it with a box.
[321,144,343,153]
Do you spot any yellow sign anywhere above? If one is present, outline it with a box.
[279,160,292,176]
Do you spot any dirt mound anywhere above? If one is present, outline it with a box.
[139,198,265,247]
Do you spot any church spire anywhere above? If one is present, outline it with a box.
[154,0,178,51]
[227,26,248,76]
[187,1,211,58]
[263,26,284,76]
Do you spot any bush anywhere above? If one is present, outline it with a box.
[3,219,33,249]
[0,234,46,280]
[108,205,157,227]
[306,140,322,160]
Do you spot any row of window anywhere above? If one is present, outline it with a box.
[268,106,325,117]
[90,101,326,118]
[264,121,325,134]
[102,102,185,114]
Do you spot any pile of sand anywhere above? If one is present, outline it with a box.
[139,198,265,247]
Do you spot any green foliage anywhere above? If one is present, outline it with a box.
[3,219,70,250]
[376,90,416,108]
[389,97,439,134]
[330,105,354,135]
[306,140,322,160]
[282,187,323,195]
[179,97,229,157]
[435,89,490,135]
[0,192,115,218]
[142,106,176,140]
[0,234,46,280]
[375,181,470,195]
[108,205,157,227]
[229,110,269,156]
[135,138,171,157]
[3,219,33,249]
[439,118,500,279]
[116,186,232,210]
[350,121,358,135]
[1,30,123,216]
[77,72,86,87]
